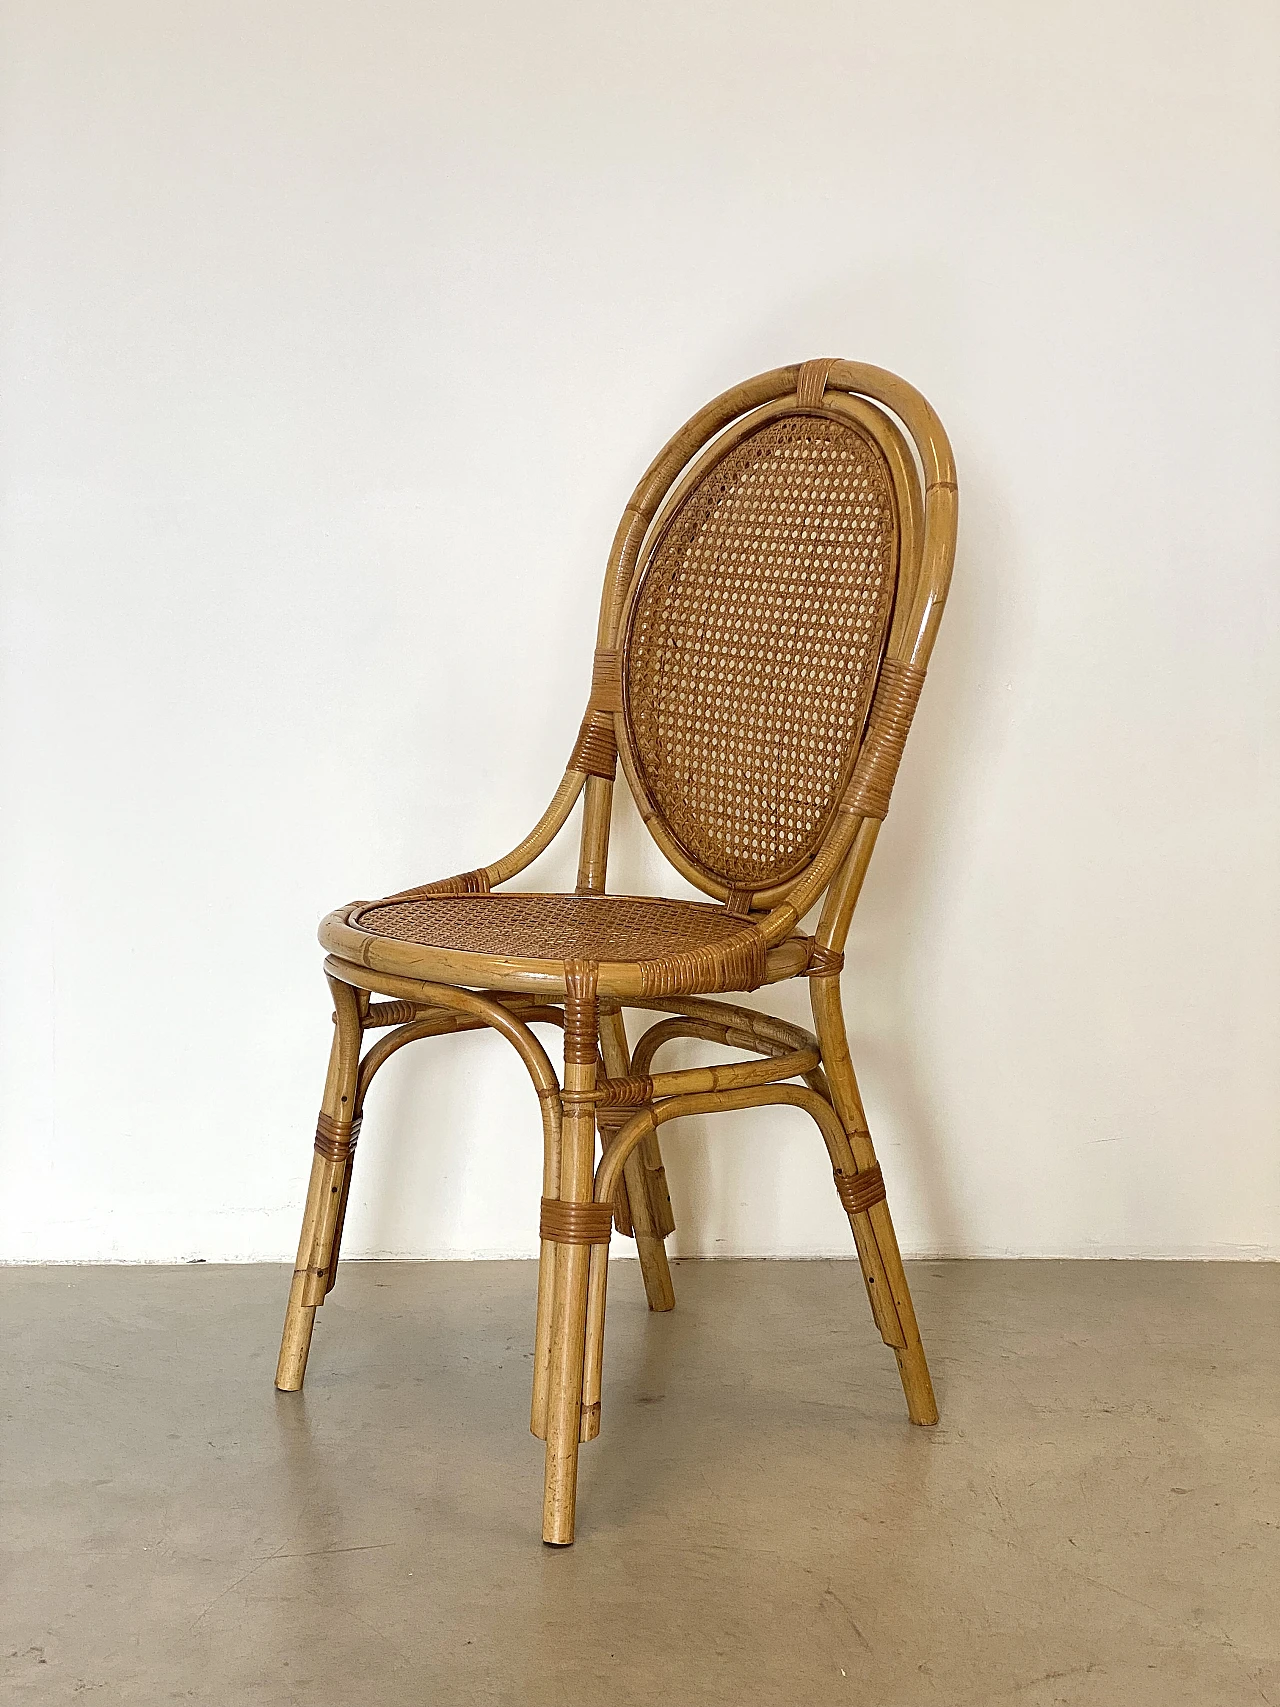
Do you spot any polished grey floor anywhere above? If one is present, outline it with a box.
[3,1259,1277,1705]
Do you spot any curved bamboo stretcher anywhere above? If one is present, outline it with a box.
[275,358,959,1544]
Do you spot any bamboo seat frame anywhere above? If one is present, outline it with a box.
[276,359,958,1545]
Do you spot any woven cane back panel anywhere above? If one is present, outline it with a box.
[623,412,900,890]
[351,892,759,965]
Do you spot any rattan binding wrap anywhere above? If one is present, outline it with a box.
[807,943,845,977]
[364,1000,421,1028]
[638,929,766,996]
[383,869,492,901]
[568,648,625,777]
[624,414,899,889]
[842,658,926,821]
[569,711,617,779]
[563,960,599,1064]
[539,1197,614,1245]
[834,1164,887,1216]
[796,357,837,407]
[595,1104,649,1133]
[314,1110,363,1163]
[595,1075,656,1107]
[589,649,623,713]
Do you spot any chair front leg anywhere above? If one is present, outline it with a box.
[541,962,610,1545]
[275,976,364,1391]
[810,972,938,1427]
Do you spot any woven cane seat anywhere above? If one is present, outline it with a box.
[320,890,809,997]
[354,891,753,961]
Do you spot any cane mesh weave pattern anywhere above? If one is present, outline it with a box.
[624,413,899,888]
[352,891,760,970]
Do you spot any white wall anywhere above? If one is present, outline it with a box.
[2,1,1277,1263]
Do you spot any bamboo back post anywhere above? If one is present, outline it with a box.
[275,358,958,1542]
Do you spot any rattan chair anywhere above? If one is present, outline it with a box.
[276,359,958,1544]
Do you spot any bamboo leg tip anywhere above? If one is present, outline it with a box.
[274,1346,308,1391]
[541,1507,576,1545]
[274,1345,310,1390]
[275,1304,316,1391]
[541,1464,579,1544]
[894,1348,939,1425]
[634,1233,676,1311]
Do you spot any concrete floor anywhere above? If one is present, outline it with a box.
[3,1260,1277,1706]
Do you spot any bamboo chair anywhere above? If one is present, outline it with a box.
[276,359,958,1545]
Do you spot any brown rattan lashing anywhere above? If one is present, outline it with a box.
[539,1197,615,1245]
[567,710,617,780]
[834,1163,887,1215]
[313,1111,362,1163]
[842,656,927,821]
[276,358,959,1547]
[806,943,846,977]
[594,1074,656,1107]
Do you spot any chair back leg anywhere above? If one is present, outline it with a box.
[598,1004,676,1312]
[275,976,363,1391]
[810,974,938,1426]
